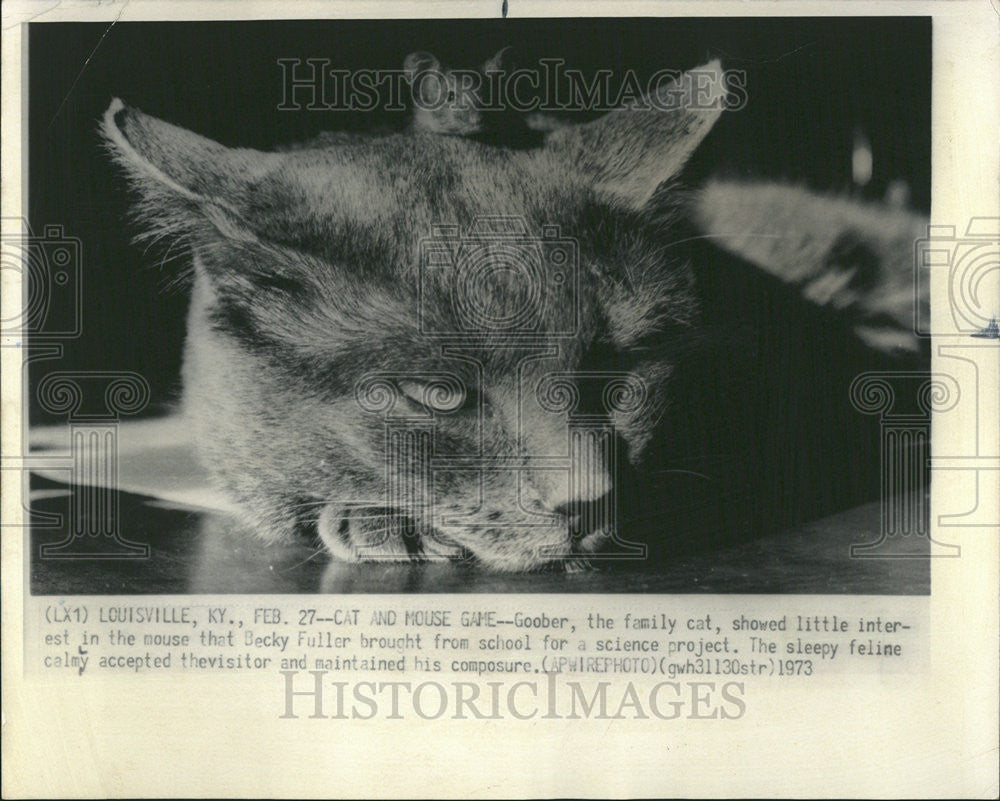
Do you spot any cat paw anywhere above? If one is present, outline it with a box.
[317,505,412,562]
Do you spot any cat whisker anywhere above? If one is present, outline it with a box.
[275,545,330,573]
[647,467,716,481]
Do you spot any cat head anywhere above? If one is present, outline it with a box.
[102,61,728,570]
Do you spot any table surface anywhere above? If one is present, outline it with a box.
[29,474,929,595]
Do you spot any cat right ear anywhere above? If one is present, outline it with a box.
[101,98,281,245]
[541,61,728,211]
[481,46,512,73]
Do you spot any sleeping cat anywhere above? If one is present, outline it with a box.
[102,60,927,571]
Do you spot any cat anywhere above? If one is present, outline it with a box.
[101,59,927,572]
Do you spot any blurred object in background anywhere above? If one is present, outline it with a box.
[885,178,912,209]
[852,126,873,188]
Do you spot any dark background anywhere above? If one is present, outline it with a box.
[28,17,931,422]
[25,18,932,591]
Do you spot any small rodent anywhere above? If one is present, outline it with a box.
[403,48,565,146]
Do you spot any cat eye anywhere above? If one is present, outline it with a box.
[398,379,474,413]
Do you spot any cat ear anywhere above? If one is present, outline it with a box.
[481,46,511,73]
[102,99,364,344]
[403,51,441,81]
[543,60,727,210]
[101,98,282,244]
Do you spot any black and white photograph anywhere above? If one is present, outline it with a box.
[23,16,934,593]
[3,4,998,798]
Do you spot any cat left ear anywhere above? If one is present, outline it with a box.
[403,51,441,81]
[101,98,282,243]
[542,60,728,210]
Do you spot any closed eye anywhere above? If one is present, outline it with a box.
[399,379,475,413]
